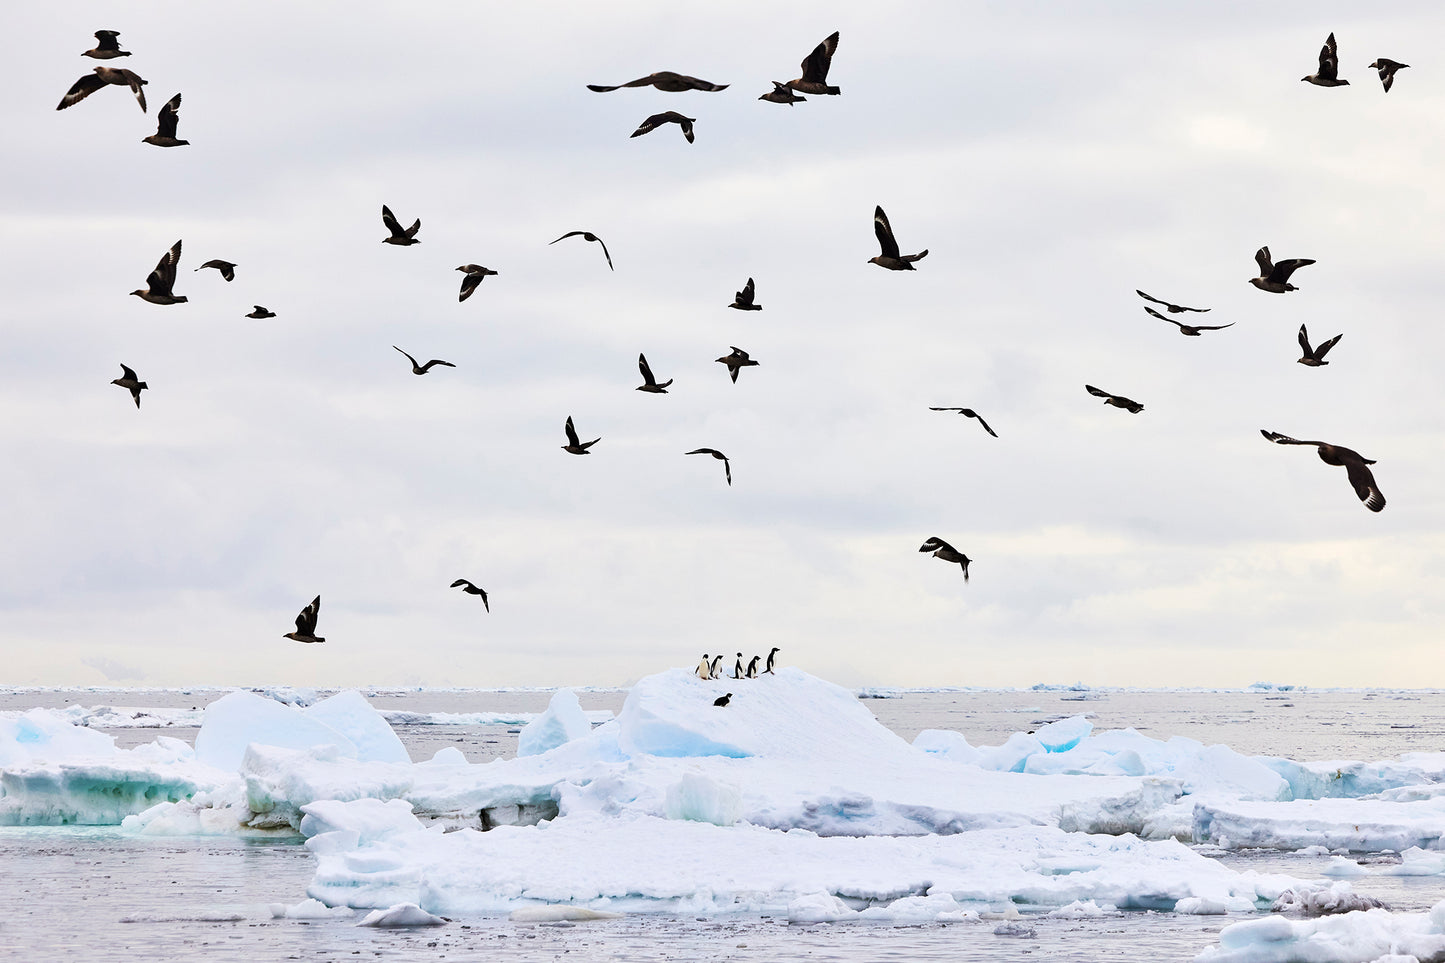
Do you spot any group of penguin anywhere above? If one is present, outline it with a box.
[696,647,780,707]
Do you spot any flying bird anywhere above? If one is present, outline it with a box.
[785,31,841,95]
[82,30,130,60]
[1085,384,1144,413]
[1136,290,1210,314]
[562,416,599,454]
[110,364,147,409]
[869,206,927,271]
[1144,306,1234,336]
[245,305,277,319]
[1249,246,1315,293]
[715,346,759,383]
[393,346,455,375]
[686,448,732,486]
[636,353,672,393]
[141,93,188,147]
[1302,33,1349,87]
[1368,58,1409,93]
[1297,325,1343,367]
[630,111,695,143]
[194,260,236,281]
[283,595,325,644]
[1260,430,1385,512]
[381,205,421,245]
[758,82,806,105]
[550,231,613,271]
[456,264,497,302]
[587,72,727,93]
[920,536,971,581]
[929,408,998,437]
[129,240,187,305]
[57,66,147,111]
[450,579,490,612]
[728,278,761,311]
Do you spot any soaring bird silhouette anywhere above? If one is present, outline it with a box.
[129,240,186,305]
[587,72,727,93]
[920,537,971,580]
[450,579,490,612]
[82,30,130,60]
[728,278,761,311]
[111,364,147,409]
[1144,306,1234,336]
[1136,290,1210,314]
[715,347,759,383]
[142,93,188,147]
[869,206,927,270]
[562,416,599,454]
[1302,32,1349,86]
[1260,430,1385,512]
[283,596,325,644]
[1249,246,1315,293]
[636,353,672,393]
[393,346,455,375]
[246,306,277,319]
[381,205,421,245]
[785,31,841,95]
[550,231,613,271]
[1297,325,1343,367]
[456,264,497,302]
[194,259,236,281]
[57,66,147,111]
[1368,58,1409,93]
[686,448,731,486]
[758,81,806,105]
[1085,384,1144,413]
[631,111,695,143]
[929,408,998,437]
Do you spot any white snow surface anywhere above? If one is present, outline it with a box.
[1195,899,1445,963]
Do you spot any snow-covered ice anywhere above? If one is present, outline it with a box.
[1195,899,1445,963]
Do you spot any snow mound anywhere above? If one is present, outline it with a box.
[303,691,409,764]
[517,689,591,757]
[269,898,354,919]
[194,692,358,771]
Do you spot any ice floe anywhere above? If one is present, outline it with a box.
[1196,899,1445,963]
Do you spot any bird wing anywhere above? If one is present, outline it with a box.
[799,31,839,83]
[403,217,421,239]
[638,353,656,385]
[1345,460,1386,512]
[381,205,405,237]
[1191,322,1235,331]
[1254,246,1273,276]
[1318,33,1339,80]
[550,231,584,244]
[119,364,138,380]
[565,416,580,447]
[450,579,471,589]
[631,113,665,138]
[1297,324,1314,356]
[722,458,731,486]
[1270,258,1316,283]
[742,277,755,303]
[1084,384,1112,399]
[968,411,998,437]
[928,407,964,412]
[459,273,481,301]
[1315,333,1343,359]
[120,70,147,111]
[94,30,121,50]
[393,345,418,368]
[296,596,320,635]
[1145,306,1185,328]
[1260,429,1325,447]
[155,93,180,137]
[146,240,182,294]
[873,206,899,259]
[1136,289,1167,307]
[594,235,613,270]
[480,590,489,612]
[58,72,107,109]
[420,360,455,372]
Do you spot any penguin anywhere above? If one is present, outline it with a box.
[765,646,780,674]
[714,693,732,707]
[696,654,712,680]
[710,654,724,679]
[745,655,760,678]
[733,652,743,678]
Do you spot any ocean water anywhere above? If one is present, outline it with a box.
[3,687,1444,962]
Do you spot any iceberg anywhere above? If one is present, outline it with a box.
[516,689,591,757]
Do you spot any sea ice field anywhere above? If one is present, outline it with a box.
[2,673,1444,962]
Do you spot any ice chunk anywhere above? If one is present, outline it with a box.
[912,729,982,765]
[1035,716,1092,752]
[1379,847,1445,877]
[356,902,446,927]
[194,691,357,771]
[242,745,412,831]
[299,798,421,842]
[1321,856,1370,878]
[0,709,117,767]
[663,773,742,826]
[1198,899,1445,963]
[269,898,355,919]
[304,691,410,764]
[787,892,855,923]
[517,689,591,757]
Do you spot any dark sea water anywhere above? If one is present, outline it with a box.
[2,688,1444,962]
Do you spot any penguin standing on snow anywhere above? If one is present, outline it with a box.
[765,646,780,674]
[733,652,743,678]
[710,654,724,679]
[745,655,760,678]
[696,654,712,680]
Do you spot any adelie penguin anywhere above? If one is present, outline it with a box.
[696,653,712,680]
[710,654,724,679]
[765,646,780,674]
[732,652,743,679]
[713,693,732,708]
[745,655,760,678]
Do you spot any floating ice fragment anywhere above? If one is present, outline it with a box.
[356,902,447,927]
[518,689,592,757]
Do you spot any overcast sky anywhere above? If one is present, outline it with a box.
[4,2,1442,689]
